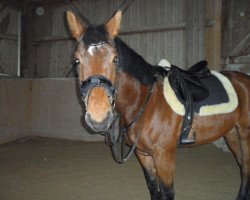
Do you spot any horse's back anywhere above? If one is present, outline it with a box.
[222,70,250,82]
[222,71,250,127]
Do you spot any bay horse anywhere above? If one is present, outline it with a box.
[66,9,250,200]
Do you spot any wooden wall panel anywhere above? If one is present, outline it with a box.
[36,40,75,77]
[221,0,250,58]
[121,29,186,67]
[221,0,250,73]
[186,0,205,67]
[0,4,19,75]
[50,40,75,77]
[36,42,50,78]
[205,0,222,70]
[0,6,18,34]
[0,40,18,75]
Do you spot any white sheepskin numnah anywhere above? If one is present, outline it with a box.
[157,59,171,69]
[163,70,238,116]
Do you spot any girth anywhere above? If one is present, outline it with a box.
[168,60,211,145]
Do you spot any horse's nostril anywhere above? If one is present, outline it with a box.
[85,113,97,126]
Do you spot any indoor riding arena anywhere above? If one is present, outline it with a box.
[0,0,249,200]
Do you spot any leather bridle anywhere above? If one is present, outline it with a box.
[80,75,117,108]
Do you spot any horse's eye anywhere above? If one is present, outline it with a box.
[74,58,80,66]
[113,56,118,64]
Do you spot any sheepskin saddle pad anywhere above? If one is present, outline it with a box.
[158,59,238,116]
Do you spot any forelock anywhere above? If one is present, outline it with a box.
[82,25,110,46]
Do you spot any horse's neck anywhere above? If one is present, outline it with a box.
[116,73,148,123]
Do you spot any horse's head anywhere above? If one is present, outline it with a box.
[66,10,122,132]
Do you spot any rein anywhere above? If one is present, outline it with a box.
[106,80,155,163]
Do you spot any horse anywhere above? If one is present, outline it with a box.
[66,9,250,200]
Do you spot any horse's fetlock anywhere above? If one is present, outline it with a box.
[160,182,174,200]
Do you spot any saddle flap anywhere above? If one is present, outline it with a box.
[188,80,210,102]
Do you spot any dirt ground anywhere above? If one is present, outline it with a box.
[0,137,240,200]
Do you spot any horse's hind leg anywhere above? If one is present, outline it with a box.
[237,126,250,200]
[224,127,242,167]
[224,71,250,199]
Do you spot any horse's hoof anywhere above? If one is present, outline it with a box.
[235,195,249,200]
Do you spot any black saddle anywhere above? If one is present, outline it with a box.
[156,60,211,145]
[169,60,210,103]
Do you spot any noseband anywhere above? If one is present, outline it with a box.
[80,75,116,107]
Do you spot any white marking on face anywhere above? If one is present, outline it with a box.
[87,43,103,56]
[87,46,96,56]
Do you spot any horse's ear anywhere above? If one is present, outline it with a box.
[105,10,122,38]
[66,10,87,40]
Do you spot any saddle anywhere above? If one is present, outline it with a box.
[156,60,211,145]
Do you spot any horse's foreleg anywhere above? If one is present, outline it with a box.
[136,152,162,200]
[153,148,176,200]
[237,126,250,200]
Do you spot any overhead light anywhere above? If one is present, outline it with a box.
[35,6,45,16]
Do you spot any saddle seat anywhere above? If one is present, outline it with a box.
[169,60,211,103]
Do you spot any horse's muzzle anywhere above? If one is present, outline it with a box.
[85,111,114,132]
[80,75,116,107]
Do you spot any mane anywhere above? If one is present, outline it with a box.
[114,37,156,85]
[82,25,155,85]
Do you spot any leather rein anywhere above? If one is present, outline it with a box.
[106,80,155,163]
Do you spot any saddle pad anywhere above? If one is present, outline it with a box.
[163,70,238,116]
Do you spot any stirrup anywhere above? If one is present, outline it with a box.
[180,138,195,145]
[179,129,196,145]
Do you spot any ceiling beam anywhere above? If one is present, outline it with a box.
[0,0,22,10]
[29,0,68,5]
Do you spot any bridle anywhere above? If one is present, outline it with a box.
[80,75,117,108]
[74,42,155,164]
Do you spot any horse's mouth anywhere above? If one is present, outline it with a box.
[85,112,114,132]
